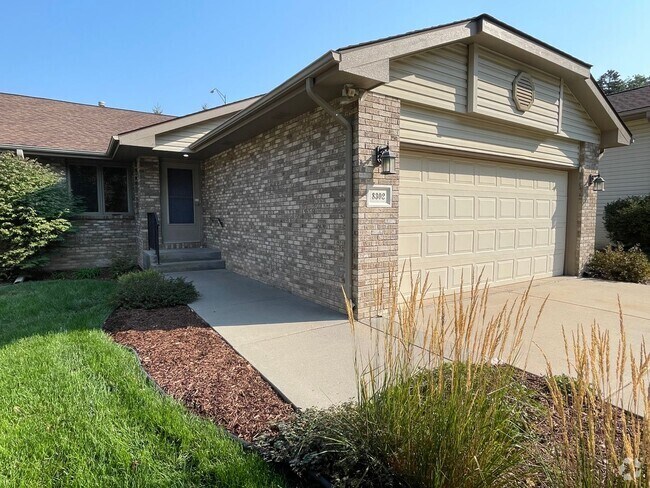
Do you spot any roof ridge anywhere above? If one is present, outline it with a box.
[0,91,175,118]
[608,84,650,97]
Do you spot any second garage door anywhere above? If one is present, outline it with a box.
[399,152,568,294]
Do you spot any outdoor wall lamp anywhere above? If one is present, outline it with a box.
[588,173,605,192]
[375,145,396,174]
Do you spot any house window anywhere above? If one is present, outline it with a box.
[68,164,131,214]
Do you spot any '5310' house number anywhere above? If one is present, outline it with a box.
[366,185,392,208]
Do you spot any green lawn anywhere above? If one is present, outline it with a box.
[0,280,285,487]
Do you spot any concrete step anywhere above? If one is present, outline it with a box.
[143,248,222,268]
[149,259,226,273]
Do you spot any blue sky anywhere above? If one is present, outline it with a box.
[2,0,648,115]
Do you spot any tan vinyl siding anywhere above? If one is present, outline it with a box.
[372,44,468,112]
[596,118,650,246]
[560,83,600,144]
[401,103,580,167]
[154,119,227,152]
[475,47,560,133]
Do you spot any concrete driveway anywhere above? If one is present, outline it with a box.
[170,270,650,410]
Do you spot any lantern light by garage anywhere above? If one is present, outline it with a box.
[588,173,605,192]
[374,145,396,174]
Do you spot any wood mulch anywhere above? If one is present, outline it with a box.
[104,306,295,442]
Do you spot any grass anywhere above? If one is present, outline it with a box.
[0,280,285,487]
[344,270,650,486]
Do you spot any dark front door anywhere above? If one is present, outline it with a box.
[161,161,201,244]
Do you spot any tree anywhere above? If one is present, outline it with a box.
[597,70,625,94]
[0,152,79,273]
[597,70,650,94]
[152,103,163,114]
[625,74,650,91]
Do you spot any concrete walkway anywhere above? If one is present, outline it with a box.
[170,270,650,410]
[167,270,364,408]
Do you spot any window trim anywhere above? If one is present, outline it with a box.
[67,162,133,216]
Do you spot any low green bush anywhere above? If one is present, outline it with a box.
[603,194,650,252]
[109,255,138,279]
[112,270,199,309]
[257,405,400,487]
[585,244,650,283]
[73,267,101,280]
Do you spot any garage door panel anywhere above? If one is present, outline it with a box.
[399,152,567,294]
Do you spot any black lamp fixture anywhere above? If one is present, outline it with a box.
[375,145,396,174]
[588,173,605,192]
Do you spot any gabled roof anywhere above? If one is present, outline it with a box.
[608,85,650,115]
[191,13,631,154]
[0,92,174,155]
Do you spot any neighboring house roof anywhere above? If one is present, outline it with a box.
[191,13,631,155]
[0,92,174,155]
[608,85,650,115]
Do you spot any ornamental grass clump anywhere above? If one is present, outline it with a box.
[343,270,546,487]
[543,311,650,486]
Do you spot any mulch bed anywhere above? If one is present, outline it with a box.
[104,306,295,442]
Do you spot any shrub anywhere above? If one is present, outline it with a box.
[74,267,101,280]
[112,270,199,309]
[603,194,650,252]
[585,244,650,283]
[0,152,79,273]
[257,405,401,487]
[109,255,138,279]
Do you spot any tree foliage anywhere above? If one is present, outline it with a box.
[0,152,79,273]
[597,69,650,94]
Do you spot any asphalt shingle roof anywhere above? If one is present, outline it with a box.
[608,85,650,113]
[0,93,174,154]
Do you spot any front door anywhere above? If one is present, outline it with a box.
[161,161,201,244]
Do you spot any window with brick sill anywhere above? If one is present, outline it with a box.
[68,164,132,215]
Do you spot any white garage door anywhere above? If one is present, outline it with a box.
[399,152,567,294]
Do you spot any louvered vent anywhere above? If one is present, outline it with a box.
[512,72,535,111]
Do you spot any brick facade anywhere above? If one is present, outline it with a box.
[202,102,348,311]
[42,158,137,270]
[46,217,137,270]
[353,92,401,319]
[134,156,161,266]
[575,141,600,274]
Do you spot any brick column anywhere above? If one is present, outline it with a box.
[574,142,600,274]
[353,91,401,319]
[134,156,161,267]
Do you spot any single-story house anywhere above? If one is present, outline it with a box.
[596,85,650,247]
[0,14,631,318]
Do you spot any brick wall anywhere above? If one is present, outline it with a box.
[41,158,138,270]
[354,92,401,319]
[134,157,161,266]
[202,101,348,311]
[46,217,137,270]
[575,141,600,273]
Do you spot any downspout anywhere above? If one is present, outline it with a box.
[305,77,354,308]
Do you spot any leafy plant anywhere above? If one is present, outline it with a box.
[603,194,650,253]
[257,405,401,487]
[112,269,199,309]
[0,152,79,273]
[585,245,650,283]
[74,267,101,279]
[109,254,138,279]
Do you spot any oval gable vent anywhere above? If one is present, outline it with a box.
[512,72,535,112]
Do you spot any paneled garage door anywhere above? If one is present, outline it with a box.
[399,152,567,294]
